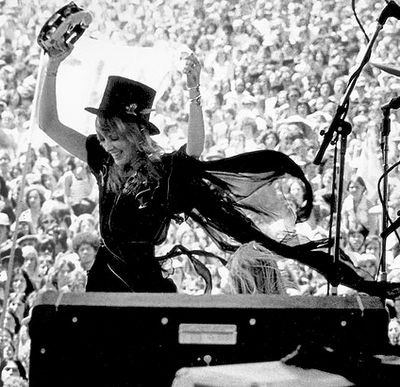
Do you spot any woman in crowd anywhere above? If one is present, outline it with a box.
[72,232,100,271]
[342,224,369,266]
[20,245,41,289]
[20,185,46,234]
[341,174,377,236]
[38,38,400,298]
[63,157,97,217]
[71,213,98,236]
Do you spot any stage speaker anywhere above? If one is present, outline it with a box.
[28,292,388,387]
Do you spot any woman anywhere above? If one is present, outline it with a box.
[39,42,204,292]
[20,185,46,234]
[38,41,400,298]
[71,213,98,236]
[341,175,377,236]
[72,232,100,271]
[21,245,41,289]
[63,157,97,216]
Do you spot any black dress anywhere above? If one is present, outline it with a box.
[84,134,395,297]
[85,134,185,292]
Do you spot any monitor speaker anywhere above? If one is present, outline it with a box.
[28,292,388,387]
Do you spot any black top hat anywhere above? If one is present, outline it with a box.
[85,76,160,135]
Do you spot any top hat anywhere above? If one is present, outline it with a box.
[85,76,160,135]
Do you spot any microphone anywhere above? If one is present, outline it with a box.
[381,214,400,239]
[378,1,400,24]
[382,96,400,110]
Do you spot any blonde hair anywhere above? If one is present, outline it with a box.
[96,116,163,193]
[227,242,285,295]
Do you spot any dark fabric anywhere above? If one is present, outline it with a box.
[86,245,176,293]
[86,134,191,292]
[85,135,397,298]
[0,175,8,198]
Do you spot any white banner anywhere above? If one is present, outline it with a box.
[32,37,189,146]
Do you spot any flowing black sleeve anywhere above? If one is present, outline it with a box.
[203,149,313,223]
[168,149,317,254]
[162,149,398,297]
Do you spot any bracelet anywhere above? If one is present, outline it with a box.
[189,94,201,106]
[187,84,200,92]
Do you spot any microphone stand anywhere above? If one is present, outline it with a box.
[313,16,387,295]
[379,107,391,283]
[330,122,352,296]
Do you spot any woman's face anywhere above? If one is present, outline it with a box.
[334,79,345,94]
[27,189,41,209]
[264,134,278,149]
[348,232,365,251]
[40,214,57,232]
[96,128,135,167]
[57,263,72,288]
[79,219,95,233]
[297,103,309,117]
[23,252,37,273]
[320,83,331,97]
[289,181,304,205]
[348,181,364,200]
[365,241,380,258]
[12,274,26,293]
[42,175,53,190]
[77,243,96,271]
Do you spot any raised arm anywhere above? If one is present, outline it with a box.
[183,53,204,158]
[39,44,88,163]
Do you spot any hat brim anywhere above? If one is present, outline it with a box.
[17,235,39,245]
[85,107,160,135]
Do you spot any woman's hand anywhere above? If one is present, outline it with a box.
[182,53,201,89]
[47,42,74,66]
[45,42,74,76]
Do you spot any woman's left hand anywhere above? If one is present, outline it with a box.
[182,53,201,89]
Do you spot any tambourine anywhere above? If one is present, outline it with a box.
[37,2,93,55]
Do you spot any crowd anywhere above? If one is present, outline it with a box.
[1,0,400,384]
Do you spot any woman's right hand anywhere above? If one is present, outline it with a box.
[47,42,74,65]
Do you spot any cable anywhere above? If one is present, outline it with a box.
[352,0,370,44]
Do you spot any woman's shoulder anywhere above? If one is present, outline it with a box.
[160,145,190,165]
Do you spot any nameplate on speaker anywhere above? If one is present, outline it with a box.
[178,323,237,345]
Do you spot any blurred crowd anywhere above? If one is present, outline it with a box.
[2,0,400,383]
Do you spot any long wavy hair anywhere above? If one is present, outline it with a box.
[226,242,285,295]
[95,116,163,194]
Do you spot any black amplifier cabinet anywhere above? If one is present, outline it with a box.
[28,292,388,387]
